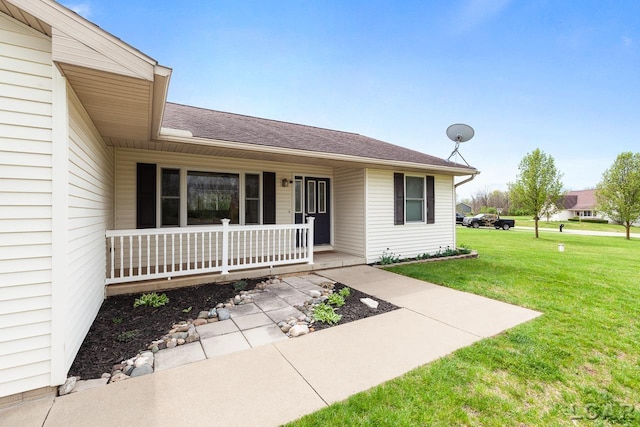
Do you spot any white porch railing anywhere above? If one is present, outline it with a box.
[105,217,314,285]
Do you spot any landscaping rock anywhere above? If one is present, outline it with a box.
[289,324,309,337]
[320,281,335,290]
[197,311,209,319]
[171,332,188,340]
[208,308,217,318]
[176,324,190,333]
[309,290,321,298]
[109,372,130,384]
[217,308,231,321]
[130,364,153,377]
[360,297,379,309]
[192,318,207,326]
[185,332,200,343]
[58,377,77,396]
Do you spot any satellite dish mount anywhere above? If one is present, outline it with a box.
[446,123,474,166]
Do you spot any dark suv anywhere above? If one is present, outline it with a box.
[456,212,465,225]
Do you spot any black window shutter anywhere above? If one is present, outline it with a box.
[136,163,156,229]
[394,173,404,225]
[426,175,435,224]
[263,172,276,224]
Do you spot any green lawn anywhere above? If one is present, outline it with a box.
[289,228,640,426]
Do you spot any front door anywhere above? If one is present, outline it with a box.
[294,176,331,245]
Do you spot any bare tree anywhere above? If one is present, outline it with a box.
[470,187,491,214]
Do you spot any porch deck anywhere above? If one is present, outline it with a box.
[105,251,367,296]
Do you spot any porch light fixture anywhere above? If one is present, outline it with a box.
[282,178,291,188]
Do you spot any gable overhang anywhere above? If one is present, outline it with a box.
[149,132,477,176]
[3,0,172,144]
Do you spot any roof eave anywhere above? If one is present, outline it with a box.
[155,133,478,175]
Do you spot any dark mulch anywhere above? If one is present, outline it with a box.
[69,278,399,380]
[312,283,399,331]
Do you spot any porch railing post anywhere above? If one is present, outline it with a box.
[306,216,314,265]
[221,218,230,274]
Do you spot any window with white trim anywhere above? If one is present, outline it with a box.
[161,168,180,226]
[405,176,425,222]
[245,173,260,224]
[394,173,435,225]
[187,171,239,225]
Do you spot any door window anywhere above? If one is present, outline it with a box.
[307,180,316,214]
[294,179,303,213]
[318,181,327,213]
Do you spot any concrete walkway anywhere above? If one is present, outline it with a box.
[1,266,541,427]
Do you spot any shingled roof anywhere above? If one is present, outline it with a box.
[563,189,596,210]
[162,102,474,171]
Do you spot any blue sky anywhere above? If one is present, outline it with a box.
[63,0,640,200]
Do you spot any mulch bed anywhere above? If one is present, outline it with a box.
[312,282,399,331]
[69,277,398,380]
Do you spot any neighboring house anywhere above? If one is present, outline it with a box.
[550,189,606,222]
[0,0,477,403]
[456,202,472,214]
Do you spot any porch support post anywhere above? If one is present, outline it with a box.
[306,216,314,265]
[221,219,230,274]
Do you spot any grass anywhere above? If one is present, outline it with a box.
[510,215,636,233]
[289,228,640,426]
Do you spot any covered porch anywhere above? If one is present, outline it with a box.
[105,248,366,296]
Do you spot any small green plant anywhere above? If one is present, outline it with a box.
[415,245,472,261]
[327,293,346,307]
[233,280,248,292]
[117,330,138,342]
[379,248,401,265]
[457,245,472,255]
[182,306,192,313]
[338,287,351,297]
[133,292,169,308]
[313,303,342,325]
[111,316,123,324]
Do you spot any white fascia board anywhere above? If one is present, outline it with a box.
[155,133,478,176]
[10,0,161,81]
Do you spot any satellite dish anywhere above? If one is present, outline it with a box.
[446,123,474,165]
[446,123,475,143]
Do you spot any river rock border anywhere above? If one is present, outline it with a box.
[58,277,345,396]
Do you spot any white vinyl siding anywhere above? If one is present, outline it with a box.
[365,169,455,263]
[65,89,114,370]
[333,168,365,257]
[114,148,332,230]
[0,13,53,397]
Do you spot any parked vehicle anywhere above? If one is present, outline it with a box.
[456,212,465,225]
[462,213,515,230]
